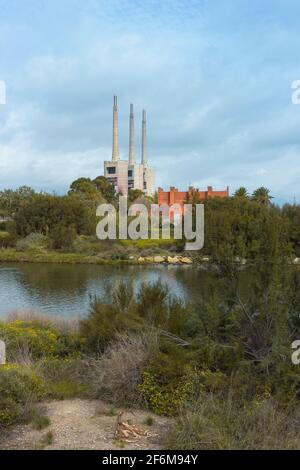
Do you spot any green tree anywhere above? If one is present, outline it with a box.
[50,224,77,250]
[128,189,144,202]
[92,176,116,203]
[252,187,273,206]
[234,187,249,198]
[0,186,36,214]
[14,194,95,238]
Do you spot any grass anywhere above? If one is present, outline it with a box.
[0,248,143,265]
[0,231,9,240]
[113,439,126,449]
[169,394,300,450]
[31,413,51,431]
[105,406,118,417]
[120,238,175,249]
[143,416,154,426]
[36,431,54,449]
[47,380,88,400]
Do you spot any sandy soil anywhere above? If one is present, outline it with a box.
[0,399,171,450]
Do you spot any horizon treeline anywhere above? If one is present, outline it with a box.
[0,179,299,258]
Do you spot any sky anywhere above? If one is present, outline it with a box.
[0,0,300,203]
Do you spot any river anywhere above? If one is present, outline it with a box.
[0,263,203,318]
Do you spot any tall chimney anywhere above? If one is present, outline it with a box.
[112,95,119,162]
[141,109,147,167]
[129,103,135,164]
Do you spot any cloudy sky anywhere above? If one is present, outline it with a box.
[0,0,300,203]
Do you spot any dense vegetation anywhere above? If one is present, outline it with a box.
[1,181,300,449]
[1,261,300,448]
[0,183,300,261]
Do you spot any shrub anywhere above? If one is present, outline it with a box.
[169,393,300,450]
[0,230,18,248]
[30,412,51,430]
[50,224,77,251]
[139,371,192,416]
[0,320,82,361]
[38,357,89,399]
[144,416,154,426]
[87,332,159,406]
[16,232,48,252]
[80,286,140,353]
[37,431,54,448]
[0,365,46,427]
[38,357,85,382]
[46,380,87,399]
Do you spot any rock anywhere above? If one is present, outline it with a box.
[202,256,210,262]
[0,340,6,364]
[180,257,193,264]
[128,255,135,260]
[167,256,180,264]
[138,257,145,262]
[293,257,300,265]
[144,257,154,262]
[154,256,165,263]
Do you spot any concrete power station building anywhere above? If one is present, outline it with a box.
[104,96,156,197]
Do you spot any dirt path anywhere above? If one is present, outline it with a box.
[0,399,171,450]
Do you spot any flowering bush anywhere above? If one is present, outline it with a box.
[139,372,192,416]
[0,320,82,359]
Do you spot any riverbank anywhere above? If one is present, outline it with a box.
[0,249,194,265]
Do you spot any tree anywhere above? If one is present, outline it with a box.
[128,189,144,203]
[50,224,77,250]
[0,186,36,214]
[252,187,273,206]
[14,194,95,237]
[234,187,249,198]
[69,178,95,195]
[92,176,116,203]
[68,177,104,208]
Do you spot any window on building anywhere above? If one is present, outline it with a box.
[107,167,116,174]
[128,170,133,177]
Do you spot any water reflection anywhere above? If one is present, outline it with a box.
[0,263,194,318]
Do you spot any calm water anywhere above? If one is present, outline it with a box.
[0,263,201,318]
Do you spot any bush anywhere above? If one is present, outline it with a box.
[46,380,87,399]
[87,333,159,406]
[50,224,77,251]
[0,365,46,427]
[30,412,51,430]
[0,229,18,248]
[0,320,82,361]
[169,393,300,450]
[80,284,140,353]
[38,357,89,399]
[139,371,192,416]
[16,232,48,252]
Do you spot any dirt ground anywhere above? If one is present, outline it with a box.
[0,399,172,450]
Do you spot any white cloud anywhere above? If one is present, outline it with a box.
[1,0,300,203]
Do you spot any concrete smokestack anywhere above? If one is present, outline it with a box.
[141,109,147,167]
[112,95,119,162]
[129,103,135,164]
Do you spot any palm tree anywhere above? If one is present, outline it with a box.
[252,187,273,206]
[234,187,249,198]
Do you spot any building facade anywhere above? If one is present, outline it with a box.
[158,185,229,209]
[104,96,156,197]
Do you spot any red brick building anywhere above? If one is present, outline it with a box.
[158,185,229,209]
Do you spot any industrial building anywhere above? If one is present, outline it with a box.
[104,96,156,197]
